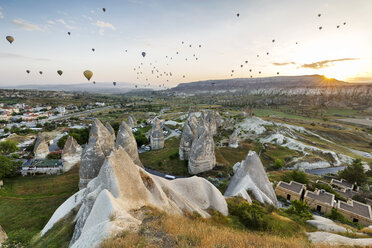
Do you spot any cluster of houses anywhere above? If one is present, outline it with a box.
[0,103,55,122]
[276,179,372,226]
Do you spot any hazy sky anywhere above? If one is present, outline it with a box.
[1,0,372,87]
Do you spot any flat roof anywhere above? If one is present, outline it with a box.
[277,181,305,194]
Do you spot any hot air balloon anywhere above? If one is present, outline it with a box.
[135,85,138,88]
[237,13,240,17]
[182,41,184,44]
[26,70,30,74]
[176,52,179,54]
[245,61,248,64]
[257,55,259,57]
[6,36,14,44]
[189,45,192,47]
[259,71,261,74]
[250,75,252,78]
[277,72,279,75]
[83,70,93,81]
[57,70,63,76]
[103,8,106,12]
[249,69,252,72]
[240,65,243,68]
[141,52,146,57]
[39,71,43,75]
[296,42,298,44]
[318,13,321,17]
[93,81,96,84]
[272,39,275,43]
[183,75,185,78]
[337,25,340,28]
[125,50,127,52]
[267,52,269,55]
[68,32,71,35]
[92,48,95,52]
[113,82,117,86]
[199,45,201,48]
[196,58,198,60]
[319,26,322,30]
[232,70,234,73]
[343,22,346,25]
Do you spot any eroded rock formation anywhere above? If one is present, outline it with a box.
[33,133,49,159]
[229,129,240,148]
[62,136,82,172]
[179,112,198,160]
[115,121,143,168]
[126,115,137,128]
[224,151,278,206]
[0,225,7,246]
[150,117,164,150]
[105,122,116,140]
[79,119,115,189]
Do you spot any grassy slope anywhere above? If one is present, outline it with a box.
[0,166,79,244]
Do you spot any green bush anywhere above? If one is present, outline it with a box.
[168,151,179,160]
[339,159,367,186]
[134,131,148,147]
[273,159,284,169]
[0,140,18,155]
[47,153,61,160]
[285,200,312,223]
[326,208,362,229]
[280,170,309,185]
[3,228,34,247]
[352,194,366,204]
[57,135,68,149]
[0,155,22,179]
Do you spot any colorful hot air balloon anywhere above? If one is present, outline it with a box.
[57,70,63,76]
[141,52,146,57]
[83,70,93,81]
[6,36,14,44]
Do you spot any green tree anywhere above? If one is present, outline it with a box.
[57,135,69,149]
[0,140,18,155]
[339,159,366,186]
[273,159,284,169]
[0,155,21,179]
[280,170,309,185]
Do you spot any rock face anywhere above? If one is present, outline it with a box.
[179,112,198,160]
[224,151,278,206]
[42,147,228,248]
[188,122,216,175]
[62,136,82,172]
[0,225,7,246]
[202,110,221,136]
[126,115,137,128]
[105,122,116,140]
[150,117,164,150]
[229,129,240,148]
[115,121,143,168]
[307,216,348,233]
[79,119,115,189]
[33,133,49,159]
[308,231,372,246]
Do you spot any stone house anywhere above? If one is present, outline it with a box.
[331,178,358,191]
[336,200,372,226]
[275,181,305,201]
[304,189,335,215]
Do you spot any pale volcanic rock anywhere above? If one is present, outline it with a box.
[115,121,143,168]
[229,129,240,148]
[224,151,278,206]
[0,225,7,247]
[179,112,198,160]
[78,119,115,189]
[188,123,216,174]
[33,133,49,159]
[126,115,137,128]
[42,147,228,248]
[62,136,82,172]
[105,122,116,140]
[150,117,164,150]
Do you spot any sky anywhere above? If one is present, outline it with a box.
[1,0,372,87]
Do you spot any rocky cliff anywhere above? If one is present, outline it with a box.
[33,133,49,159]
[62,136,82,172]
[126,114,137,128]
[79,119,115,189]
[150,117,164,150]
[42,147,228,248]
[229,129,240,148]
[115,121,143,168]
[105,122,116,140]
[179,112,198,160]
[224,151,278,206]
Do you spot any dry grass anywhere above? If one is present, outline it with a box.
[139,170,154,190]
[102,208,316,248]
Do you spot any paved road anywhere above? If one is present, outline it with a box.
[49,106,114,121]
[145,168,184,179]
[163,125,180,140]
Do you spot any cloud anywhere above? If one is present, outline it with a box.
[93,20,116,30]
[56,19,76,29]
[47,20,55,25]
[273,62,296,66]
[0,52,50,61]
[0,7,4,19]
[82,15,93,21]
[12,19,42,31]
[301,58,359,69]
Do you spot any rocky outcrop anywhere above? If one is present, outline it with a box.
[188,122,216,175]
[0,225,7,247]
[229,129,240,148]
[308,231,372,246]
[179,112,198,160]
[62,136,82,172]
[150,117,164,150]
[79,119,115,189]
[202,110,221,136]
[115,121,143,168]
[105,122,116,140]
[33,133,49,159]
[126,115,137,128]
[224,151,278,206]
[42,147,228,248]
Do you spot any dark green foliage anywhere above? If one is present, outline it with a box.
[57,135,68,149]
[273,159,284,169]
[168,151,179,160]
[284,200,312,223]
[134,131,148,147]
[352,194,366,204]
[47,153,61,160]
[0,140,18,155]
[326,208,362,229]
[310,182,346,201]
[110,122,120,135]
[280,170,309,185]
[0,155,22,179]
[69,128,89,145]
[339,159,367,186]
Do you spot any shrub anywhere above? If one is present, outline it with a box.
[168,151,179,160]
[0,140,18,155]
[352,194,367,204]
[280,170,309,185]
[273,159,284,169]
[57,135,68,149]
[326,208,362,229]
[285,200,312,223]
[47,152,61,160]
[339,159,366,186]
